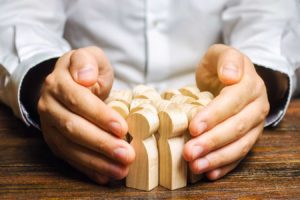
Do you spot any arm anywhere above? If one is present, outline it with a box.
[184,0,299,181]
[0,1,135,184]
[0,0,71,125]
[222,0,299,126]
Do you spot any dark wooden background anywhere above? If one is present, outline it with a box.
[1,100,300,199]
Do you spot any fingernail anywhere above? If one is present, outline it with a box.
[77,65,95,81]
[110,122,122,136]
[196,122,207,135]
[196,158,209,172]
[222,63,238,79]
[114,147,128,161]
[192,146,203,160]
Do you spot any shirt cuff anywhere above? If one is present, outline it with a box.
[266,71,294,127]
[254,63,295,127]
[8,52,65,127]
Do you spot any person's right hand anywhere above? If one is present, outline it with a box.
[38,47,135,184]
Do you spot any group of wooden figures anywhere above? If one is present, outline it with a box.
[105,85,214,191]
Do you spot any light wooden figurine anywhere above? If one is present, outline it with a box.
[170,94,195,104]
[126,106,159,191]
[158,104,188,190]
[105,89,133,107]
[178,86,212,183]
[106,85,214,191]
[107,100,129,119]
[179,85,202,99]
[130,98,151,112]
[161,89,181,100]
[179,103,204,183]
[133,85,161,101]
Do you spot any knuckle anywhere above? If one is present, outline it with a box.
[204,136,217,152]
[241,141,252,157]
[204,156,214,168]
[67,93,79,108]
[95,138,107,154]
[235,121,246,138]
[44,73,56,88]
[37,98,48,115]
[64,117,76,133]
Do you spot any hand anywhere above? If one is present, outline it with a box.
[38,47,135,184]
[183,44,269,180]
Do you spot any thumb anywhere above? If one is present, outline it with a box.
[217,46,244,85]
[69,49,99,87]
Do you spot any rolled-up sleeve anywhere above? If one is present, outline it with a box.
[0,1,71,125]
[222,0,300,126]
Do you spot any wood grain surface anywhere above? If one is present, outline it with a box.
[1,100,300,199]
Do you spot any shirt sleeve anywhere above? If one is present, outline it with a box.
[222,0,300,126]
[0,1,71,126]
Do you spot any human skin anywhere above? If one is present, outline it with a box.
[183,44,270,180]
[38,47,135,184]
[38,44,270,183]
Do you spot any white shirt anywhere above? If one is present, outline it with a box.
[0,0,299,127]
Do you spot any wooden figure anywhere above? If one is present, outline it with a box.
[130,98,152,112]
[198,91,214,100]
[126,108,159,191]
[134,90,161,101]
[107,100,129,119]
[178,103,204,183]
[130,103,157,116]
[179,85,201,99]
[133,85,161,101]
[161,89,181,100]
[158,105,188,190]
[105,89,132,106]
[152,99,174,112]
[132,85,155,96]
[191,97,212,107]
[170,94,195,104]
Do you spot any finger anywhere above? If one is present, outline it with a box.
[184,95,268,161]
[69,48,99,87]
[69,47,114,99]
[189,122,263,174]
[44,65,127,138]
[189,70,265,136]
[196,44,244,93]
[205,159,242,181]
[217,47,244,85]
[44,125,129,180]
[67,158,110,185]
[39,94,135,165]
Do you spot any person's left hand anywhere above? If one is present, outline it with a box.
[183,44,270,180]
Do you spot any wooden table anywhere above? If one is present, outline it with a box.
[1,100,300,199]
